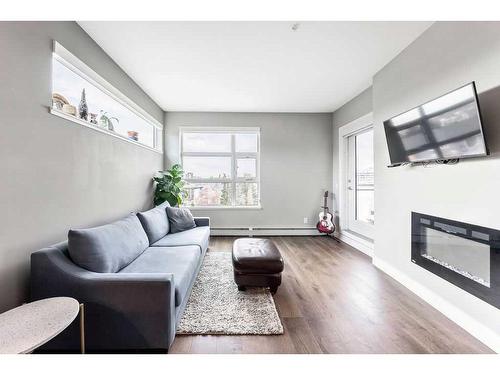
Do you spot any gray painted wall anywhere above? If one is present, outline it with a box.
[331,87,373,221]
[0,22,164,312]
[164,112,333,229]
[373,22,500,342]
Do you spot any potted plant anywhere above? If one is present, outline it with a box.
[153,164,186,206]
[99,111,119,131]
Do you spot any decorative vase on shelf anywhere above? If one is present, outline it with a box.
[62,104,76,116]
[78,88,88,121]
[127,131,139,141]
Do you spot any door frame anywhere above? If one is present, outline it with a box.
[338,112,374,241]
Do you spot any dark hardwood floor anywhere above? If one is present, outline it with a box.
[170,236,493,354]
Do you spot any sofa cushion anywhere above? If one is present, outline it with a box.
[150,226,210,254]
[119,246,201,307]
[68,214,149,273]
[137,202,170,244]
[166,206,196,233]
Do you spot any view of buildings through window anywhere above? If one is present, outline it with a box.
[181,130,260,207]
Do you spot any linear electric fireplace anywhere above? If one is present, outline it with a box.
[411,212,500,308]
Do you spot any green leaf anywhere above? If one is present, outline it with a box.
[152,163,186,207]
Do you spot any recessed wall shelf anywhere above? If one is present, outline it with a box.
[49,107,163,154]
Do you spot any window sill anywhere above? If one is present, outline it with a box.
[187,205,262,210]
[49,107,163,154]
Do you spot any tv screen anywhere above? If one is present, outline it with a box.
[383,82,488,166]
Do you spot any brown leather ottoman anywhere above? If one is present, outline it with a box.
[232,238,284,294]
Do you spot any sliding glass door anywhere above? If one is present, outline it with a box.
[346,127,374,239]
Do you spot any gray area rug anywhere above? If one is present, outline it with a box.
[177,251,284,335]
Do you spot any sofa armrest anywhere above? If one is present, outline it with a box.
[31,246,176,351]
[194,217,210,227]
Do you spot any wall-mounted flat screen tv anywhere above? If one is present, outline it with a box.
[383,82,488,166]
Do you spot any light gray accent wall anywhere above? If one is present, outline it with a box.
[164,112,333,228]
[331,87,373,219]
[373,22,500,340]
[0,22,164,312]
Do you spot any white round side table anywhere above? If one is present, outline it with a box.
[0,297,84,354]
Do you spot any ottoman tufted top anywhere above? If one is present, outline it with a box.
[232,238,284,274]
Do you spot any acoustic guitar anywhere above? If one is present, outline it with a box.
[316,191,336,236]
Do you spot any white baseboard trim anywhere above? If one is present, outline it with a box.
[211,227,322,236]
[335,231,374,257]
[373,256,500,353]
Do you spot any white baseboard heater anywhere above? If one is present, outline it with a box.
[210,227,322,236]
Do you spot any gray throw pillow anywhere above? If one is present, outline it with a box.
[166,206,196,233]
[68,214,149,273]
[137,201,170,244]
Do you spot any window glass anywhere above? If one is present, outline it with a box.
[182,132,231,153]
[236,158,257,178]
[184,182,233,207]
[235,133,258,152]
[181,130,260,207]
[355,130,374,224]
[235,183,260,206]
[52,57,160,150]
[183,156,232,179]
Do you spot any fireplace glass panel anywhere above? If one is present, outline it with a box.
[422,227,490,287]
[412,212,500,309]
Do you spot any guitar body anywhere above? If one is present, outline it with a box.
[317,211,334,234]
[316,191,336,235]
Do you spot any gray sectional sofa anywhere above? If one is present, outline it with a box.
[30,202,209,352]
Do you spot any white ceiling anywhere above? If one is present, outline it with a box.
[79,21,432,113]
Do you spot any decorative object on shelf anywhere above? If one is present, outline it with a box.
[78,89,88,121]
[153,164,186,206]
[98,111,118,131]
[62,104,77,116]
[127,131,139,141]
[89,113,97,124]
[52,93,69,110]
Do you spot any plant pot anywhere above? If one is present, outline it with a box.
[127,131,139,141]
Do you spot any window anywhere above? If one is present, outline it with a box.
[339,113,375,243]
[51,42,162,152]
[351,128,374,225]
[345,127,374,239]
[180,128,260,208]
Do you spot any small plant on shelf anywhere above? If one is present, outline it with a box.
[153,164,186,207]
[99,111,119,131]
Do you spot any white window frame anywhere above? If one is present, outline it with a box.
[50,41,163,153]
[338,113,375,241]
[179,127,261,209]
